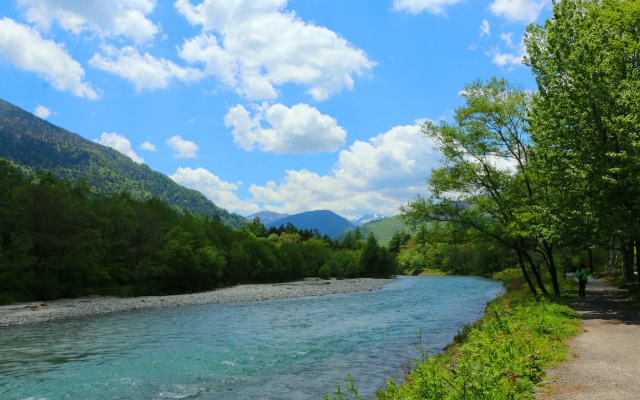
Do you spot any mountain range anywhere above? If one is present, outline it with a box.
[0,98,400,238]
[247,210,405,243]
[264,210,355,238]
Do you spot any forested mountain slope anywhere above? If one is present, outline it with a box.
[0,98,246,228]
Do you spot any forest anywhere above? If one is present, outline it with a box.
[0,159,395,304]
[400,0,640,297]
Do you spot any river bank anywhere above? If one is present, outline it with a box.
[0,277,394,328]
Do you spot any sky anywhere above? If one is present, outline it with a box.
[0,0,551,220]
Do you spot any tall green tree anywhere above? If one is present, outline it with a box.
[526,0,640,282]
[402,77,560,295]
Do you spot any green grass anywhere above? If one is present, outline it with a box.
[325,269,582,400]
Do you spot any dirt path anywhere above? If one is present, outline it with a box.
[537,277,640,399]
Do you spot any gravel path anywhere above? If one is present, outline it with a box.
[537,277,640,399]
[0,277,393,328]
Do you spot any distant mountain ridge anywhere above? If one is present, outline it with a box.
[351,213,387,226]
[0,98,247,228]
[265,210,355,238]
[246,211,290,225]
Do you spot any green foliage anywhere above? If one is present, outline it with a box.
[0,161,380,304]
[324,375,363,400]
[376,270,581,400]
[401,77,564,295]
[361,233,397,278]
[322,249,363,278]
[355,216,410,247]
[526,0,640,282]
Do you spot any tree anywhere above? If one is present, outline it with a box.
[360,232,396,278]
[526,0,640,283]
[401,77,559,295]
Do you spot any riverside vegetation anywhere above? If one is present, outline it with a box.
[326,269,582,400]
[0,159,395,304]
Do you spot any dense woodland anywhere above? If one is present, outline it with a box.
[0,159,395,304]
[401,0,640,296]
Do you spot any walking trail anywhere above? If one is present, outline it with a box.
[537,277,640,399]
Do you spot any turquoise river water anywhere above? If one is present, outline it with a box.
[0,276,503,399]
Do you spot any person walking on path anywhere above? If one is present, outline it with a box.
[536,278,640,399]
[576,263,588,297]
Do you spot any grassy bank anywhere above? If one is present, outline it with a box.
[326,269,582,400]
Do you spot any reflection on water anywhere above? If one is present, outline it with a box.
[0,276,503,399]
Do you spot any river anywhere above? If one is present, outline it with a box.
[0,275,503,399]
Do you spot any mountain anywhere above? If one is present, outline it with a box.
[346,215,409,246]
[246,211,290,225]
[351,213,387,226]
[0,98,247,228]
[266,210,355,238]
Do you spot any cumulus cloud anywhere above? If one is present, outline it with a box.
[89,46,204,92]
[166,135,199,158]
[17,0,159,42]
[247,123,440,218]
[224,103,347,154]
[0,18,97,99]
[489,32,525,68]
[34,105,51,119]
[170,167,260,214]
[141,141,157,151]
[489,0,546,23]
[392,0,464,15]
[175,0,375,101]
[95,132,144,163]
[480,19,491,37]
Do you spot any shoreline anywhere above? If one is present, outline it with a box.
[0,277,394,328]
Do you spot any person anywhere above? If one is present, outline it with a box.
[576,262,588,297]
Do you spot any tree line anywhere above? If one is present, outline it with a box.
[0,159,395,304]
[401,0,640,296]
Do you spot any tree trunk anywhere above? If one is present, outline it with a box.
[588,248,594,274]
[522,247,548,294]
[516,248,537,296]
[636,234,640,286]
[543,240,560,296]
[622,237,635,281]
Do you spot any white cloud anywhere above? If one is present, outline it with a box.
[175,0,375,101]
[247,123,440,218]
[0,18,97,99]
[141,141,157,151]
[500,32,514,48]
[34,105,51,119]
[17,0,159,43]
[89,46,204,92]
[489,0,546,23]
[480,19,491,37]
[224,103,346,154]
[489,33,525,68]
[392,0,463,15]
[166,135,199,158]
[95,132,144,163]
[170,167,260,214]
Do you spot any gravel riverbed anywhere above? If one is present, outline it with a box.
[0,278,394,328]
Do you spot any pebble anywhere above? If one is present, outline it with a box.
[0,278,393,328]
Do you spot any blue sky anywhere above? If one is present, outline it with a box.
[0,0,550,220]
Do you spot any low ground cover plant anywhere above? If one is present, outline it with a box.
[327,269,581,399]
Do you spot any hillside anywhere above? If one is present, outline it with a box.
[0,98,246,228]
[356,215,410,246]
[266,210,354,238]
